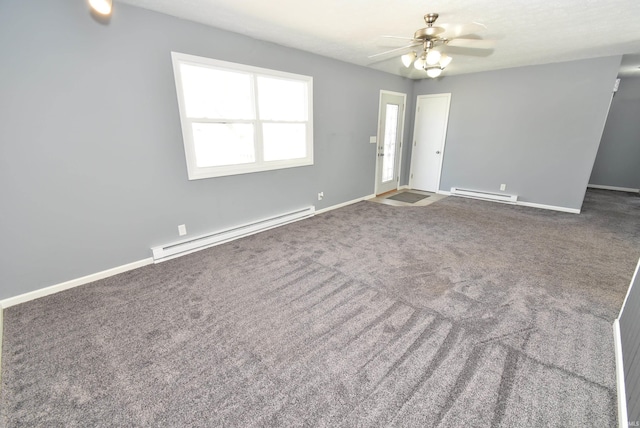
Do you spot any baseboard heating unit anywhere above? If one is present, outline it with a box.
[151,206,315,263]
[450,187,518,204]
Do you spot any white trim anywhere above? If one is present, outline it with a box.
[0,258,153,309]
[375,90,407,195]
[515,201,580,214]
[0,305,3,386]
[399,185,410,190]
[588,184,640,193]
[450,187,517,203]
[435,189,580,213]
[0,193,378,309]
[171,52,314,180]
[316,194,376,214]
[618,258,640,319]
[613,258,640,428]
[409,93,451,192]
[613,319,628,428]
[151,207,314,263]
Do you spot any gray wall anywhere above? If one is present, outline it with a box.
[0,0,413,300]
[590,76,640,190]
[411,57,621,210]
[0,0,625,301]
[620,259,640,424]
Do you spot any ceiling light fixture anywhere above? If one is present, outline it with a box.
[426,49,441,65]
[439,54,453,68]
[426,67,442,78]
[397,13,467,78]
[401,36,451,78]
[371,12,493,79]
[401,52,417,68]
[404,46,451,78]
[89,0,112,15]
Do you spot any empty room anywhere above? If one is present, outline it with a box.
[1,0,640,426]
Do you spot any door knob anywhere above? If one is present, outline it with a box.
[436,151,441,154]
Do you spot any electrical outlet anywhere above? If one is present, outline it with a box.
[500,184,506,191]
[178,224,187,236]
[318,192,324,201]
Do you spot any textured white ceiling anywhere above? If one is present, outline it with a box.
[116,0,640,79]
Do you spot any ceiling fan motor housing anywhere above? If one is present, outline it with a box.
[371,12,492,78]
[424,13,439,24]
[414,27,444,40]
[415,13,445,41]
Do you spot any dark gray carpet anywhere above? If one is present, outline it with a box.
[386,191,429,203]
[2,189,639,427]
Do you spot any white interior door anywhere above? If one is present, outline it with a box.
[375,91,406,195]
[410,93,451,192]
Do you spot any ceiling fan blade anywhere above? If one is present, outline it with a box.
[446,38,496,49]
[441,45,494,58]
[368,43,420,59]
[439,22,487,39]
[374,35,418,48]
[380,35,416,41]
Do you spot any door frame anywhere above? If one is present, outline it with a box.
[409,93,451,193]
[375,90,407,195]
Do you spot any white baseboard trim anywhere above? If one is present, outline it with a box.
[0,306,3,385]
[152,207,314,263]
[0,258,154,309]
[618,258,640,319]
[441,188,579,214]
[316,194,376,214]
[613,319,628,428]
[516,201,580,214]
[398,185,410,190]
[0,195,376,309]
[588,184,640,193]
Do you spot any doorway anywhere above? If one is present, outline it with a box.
[409,93,451,192]
[375,91,406,195]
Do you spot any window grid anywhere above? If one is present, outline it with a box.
[172,52,313,180]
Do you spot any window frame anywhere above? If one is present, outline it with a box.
[171,52,314,180]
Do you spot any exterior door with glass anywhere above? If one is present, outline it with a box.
[375,91,406,195]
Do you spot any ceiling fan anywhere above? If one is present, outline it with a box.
[370,13,495,78]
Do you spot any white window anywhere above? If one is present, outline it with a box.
[171,52,314,180]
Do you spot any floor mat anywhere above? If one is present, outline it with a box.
[386,192,430,203]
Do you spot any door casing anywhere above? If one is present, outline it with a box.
[375,90,407,195]
[409,93,451,192]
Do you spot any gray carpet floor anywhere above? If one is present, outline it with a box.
[1,189,639,427]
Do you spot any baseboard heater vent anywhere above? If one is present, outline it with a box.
[450,187,518,204]
[151,206,315,263]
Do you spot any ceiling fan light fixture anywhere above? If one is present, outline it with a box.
[401,52,416,68]
[439,54,453,68]
[375,12,490,79]
[414,56,427,70]
[426,67,443,78]
[89,0,112,15]
[426,49,441,65]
